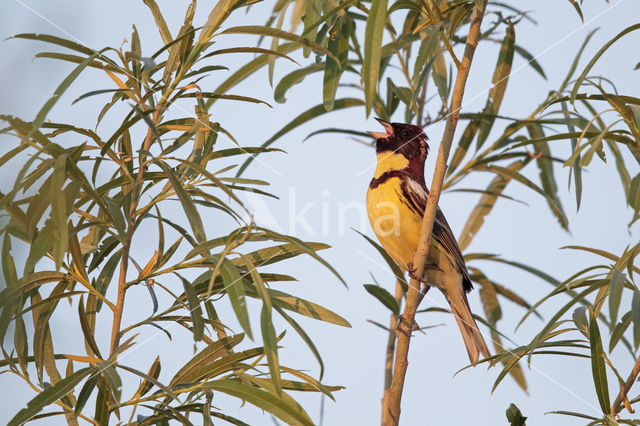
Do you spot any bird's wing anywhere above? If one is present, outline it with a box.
[404,177,472,291]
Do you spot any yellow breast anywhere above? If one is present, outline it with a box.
[366,177,422,270]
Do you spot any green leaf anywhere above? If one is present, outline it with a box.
[323,17,352,111]
[232,242,330,268]
[74,373,100,418]
[633,290,640,350]
[270,289,350,327]
[170,334,244,386]
[363,284,399,315]
[12,33,97,56]
[609,312,631,353]
[33,49,105,132]
[261,305,281,395]
[178,274,204,341]
[478,164,568,229]
[207,43,300,109]
[609,270,625,326]
[505,403,527,426]
[202,378,314,426]
[135,356,161,397]
[154,160,206,244]
[50,154,68,270]
[220,259,252,339]
[274,306,326,379]
[570,23,640,104]
[362,0,389,115]
[221,26,338,64]
[142,0,173,45]
[458,160,527,251]
[476,20,515,149]
[274,64,325,103]
[589,309,610,414]
[9,367,93,426]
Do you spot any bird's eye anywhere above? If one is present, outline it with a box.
[402,130,410,139]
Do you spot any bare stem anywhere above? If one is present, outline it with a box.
[611,353,640,415]
[381,2,488,425]
[384,280,404,389]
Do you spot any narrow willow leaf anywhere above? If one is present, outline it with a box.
[362,0,389,115]
[609,270,625,326]
[270,289,350,327]
[476,20,515,150]
[154,160,206,243]
[458,160,527,251]
[610,312,631,353]
[78,295,103,359]
[142,0,173,45]
[33,50,105,131]
[274,64,324,103]
[178,274,204,341]
[528,125,567,230]
[220,259,252,339]
[12,33,96,56]
[221,26,338,63]
[9,368,93,426]
[589,310,610,413]
[74,373,100,418]
[231,242,330,268]
[547,411,597,420]
[94,377,109,424]
[570,23,640,104]
[261,305,281,395]
[323,17,352,111]
[633,291,640,349]
[207,43,299,110]
[202,379,314,426]
[170,334,243,386]
[137,356,161,397]
[274,306,325,379]
[479,164,568,229]
[363,284,399,315]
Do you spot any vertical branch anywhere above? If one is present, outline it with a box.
[382,280,404,422]
[381,2,488,425]
[109,108,162,355]
[384,280,404,389]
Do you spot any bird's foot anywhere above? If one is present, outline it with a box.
[406,262,429,284]
[407,262,443,283]
[396,313,422,337]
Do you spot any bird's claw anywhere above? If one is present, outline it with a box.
[406,262,428,283]
[396,313,422,337]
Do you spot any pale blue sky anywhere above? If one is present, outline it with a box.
[1,1,639,425]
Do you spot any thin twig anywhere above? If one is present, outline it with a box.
[611,354,640,416]
[381,2,488,425]
[384,280,405,390]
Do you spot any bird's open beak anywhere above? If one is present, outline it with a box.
[367,117,394,139]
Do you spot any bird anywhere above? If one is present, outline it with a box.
[365,118,490,363]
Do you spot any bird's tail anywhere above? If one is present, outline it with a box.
[445,288,491,364]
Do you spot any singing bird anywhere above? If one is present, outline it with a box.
[366,118,490,363]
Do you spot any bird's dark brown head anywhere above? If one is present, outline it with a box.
[368,118,429,161]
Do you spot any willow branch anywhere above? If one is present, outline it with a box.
[109,107,162,355]
[611,353,640,415]
[381,2,488,425]
[384,280,404,389]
